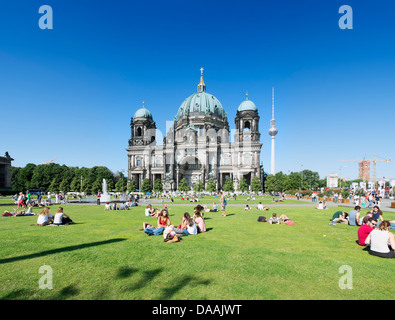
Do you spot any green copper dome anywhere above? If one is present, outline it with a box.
[238,94,257,112]
[175,91,227,121]
[134,105,153,119]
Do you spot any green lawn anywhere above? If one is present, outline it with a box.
[0,203,394,300]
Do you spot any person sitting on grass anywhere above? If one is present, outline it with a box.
[329,211,349,225]
[193,210,206,233]
[348,206,361,226]
[357,217,377,246]
[372,206,384,222]
[157,209,171,228]
[31,207,53,226]
[145,204,155,217]
[244,204,251,211]
[120,202,129,210]
[181,212,198,235]
[365,220,395,258]
[104,202,111,210]
[257,202,269,211]
[53,207,75,225]
[203,203,218,213]
[194,204,205,218]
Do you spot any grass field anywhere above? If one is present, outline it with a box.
[0,202,394,300]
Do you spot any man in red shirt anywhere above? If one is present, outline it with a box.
[358,217,377,246]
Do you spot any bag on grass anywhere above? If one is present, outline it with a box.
[257,216,267,222]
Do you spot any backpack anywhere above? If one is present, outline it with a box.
[257,216,267,222]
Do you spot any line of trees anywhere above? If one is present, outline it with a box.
[11,163,127,194]
[264,170,323,193]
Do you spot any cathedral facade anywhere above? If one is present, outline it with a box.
[127,70,263,192]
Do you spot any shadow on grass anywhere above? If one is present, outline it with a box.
[1,284,80,300]
[53,284,80,299]
[158,275,211,300]
[117,266,139,279]
[122,268,163,292]
[0,238,127,265]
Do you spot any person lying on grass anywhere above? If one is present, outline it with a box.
[141,222,165,236]
[329,211,349,225]
[267,213,293,225]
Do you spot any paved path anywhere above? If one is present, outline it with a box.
[2,197,394,213]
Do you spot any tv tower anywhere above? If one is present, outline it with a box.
[268,87,278,175]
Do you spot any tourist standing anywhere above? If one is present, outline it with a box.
[220,191,226,216]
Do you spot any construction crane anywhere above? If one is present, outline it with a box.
[42,157,56,165]
[338,155,391,183]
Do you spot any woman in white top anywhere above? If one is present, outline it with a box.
[365,220,395,258]
[53,207,74,225]
[181,212,197,235]
[35,207,53,226]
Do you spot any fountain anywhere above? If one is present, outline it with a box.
[100,178,112,203]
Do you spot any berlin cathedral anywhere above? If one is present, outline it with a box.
[127,69,263,192]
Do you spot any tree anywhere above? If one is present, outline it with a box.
[223,177,235,192]
[153,178,163,193]
[264,174,277,193]
[59,179,71,193]
[275,171,288,192]
[115,176,127,192]
[193,180,205,192]
[141,178,152,194]
[237,178,248,192]
[48,178,59,193]
[286,172,302,190]
[91,179,102,194]
[206,179,216,193]
[178,178,189,192]
[82,178,92,194]
[70,178,81,192]
[250,176,262,192]
[128,180,137,193]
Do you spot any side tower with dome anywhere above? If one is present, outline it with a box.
[127,69,263,192]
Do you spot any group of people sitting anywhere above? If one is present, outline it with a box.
[357,217,395,258]
[104,202,131,211]
[329,205,395,258]
[30,207,75,226]
[141,204,207,242]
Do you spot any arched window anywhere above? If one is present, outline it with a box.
[244,121,251,131]
[136,127,142,136]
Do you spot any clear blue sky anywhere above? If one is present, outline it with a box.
[1,0,394,181]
